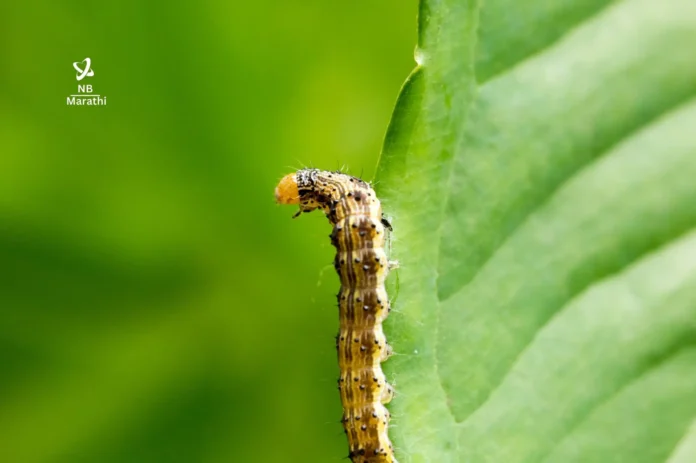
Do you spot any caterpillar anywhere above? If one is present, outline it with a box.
[275,169,398,463]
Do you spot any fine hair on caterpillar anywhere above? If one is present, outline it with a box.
[275,168,399,463]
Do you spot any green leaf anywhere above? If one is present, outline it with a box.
[375,0,696,461]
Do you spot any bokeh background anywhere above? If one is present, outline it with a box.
[0,1,416,461]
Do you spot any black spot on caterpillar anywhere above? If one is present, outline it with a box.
[276,168,398,463]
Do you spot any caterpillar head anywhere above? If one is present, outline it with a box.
[275,169,329,217]
[275,172,300,205]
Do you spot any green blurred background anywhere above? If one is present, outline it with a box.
[0,1,416,461]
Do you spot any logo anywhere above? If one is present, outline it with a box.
[67,57,106,106]
[73,58,94,81]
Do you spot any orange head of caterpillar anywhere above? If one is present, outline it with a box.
[275,173,300,205]
[275,169,327,217]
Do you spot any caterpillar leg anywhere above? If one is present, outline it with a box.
[381,216,393,231]
[381,383,395,404]
[381,342,393,361]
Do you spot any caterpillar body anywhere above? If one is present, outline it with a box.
[275,169,397,463]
